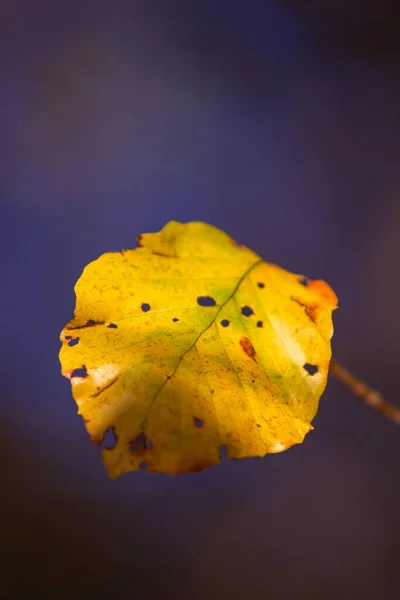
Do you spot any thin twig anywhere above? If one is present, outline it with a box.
[329,358,400,425]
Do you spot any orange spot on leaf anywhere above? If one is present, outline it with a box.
[307,279,338,307]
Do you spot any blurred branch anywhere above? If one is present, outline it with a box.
[330,358,400,425]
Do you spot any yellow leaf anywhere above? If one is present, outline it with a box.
[59,221,338,477]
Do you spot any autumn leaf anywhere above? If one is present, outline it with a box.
[59,221,338,478]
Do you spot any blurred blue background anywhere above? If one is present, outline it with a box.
[2,1,400,598]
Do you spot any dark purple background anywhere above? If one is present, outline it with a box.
[2,2,400,598]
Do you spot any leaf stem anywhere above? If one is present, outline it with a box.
[329,358,400,425]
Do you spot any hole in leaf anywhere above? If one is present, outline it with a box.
[87,320,95,326]
[107,323,118,329]
[145,439,152,450]
[197,296,216,307]
[172,317,179,322]
[256,321,263,328]
[219,445,228,460]
[71,366,87,378]
[299,276,309,287]
[129,432,147,453]
[257,282,265,288]
[68,337,79,346]
[241,306,254,317]
[194,417,203,427]
[99,427,117,450]
[304,363,319,376]
[220,319,230,327]
[65,335,72,340]
[141,303,151,312]
[139,461,149,469]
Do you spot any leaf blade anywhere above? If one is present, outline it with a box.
[60,221,337,477]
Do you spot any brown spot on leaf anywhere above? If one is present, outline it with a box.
[91,375,119,398]
[152,251,179,258]
[304,306,317,322]
[290,296,319,323]
[187,459,214,473]
[91,432,103,445]
[66,320,105,331]
[240,337,257,361]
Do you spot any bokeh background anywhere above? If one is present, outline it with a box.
[2,1,400,598]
